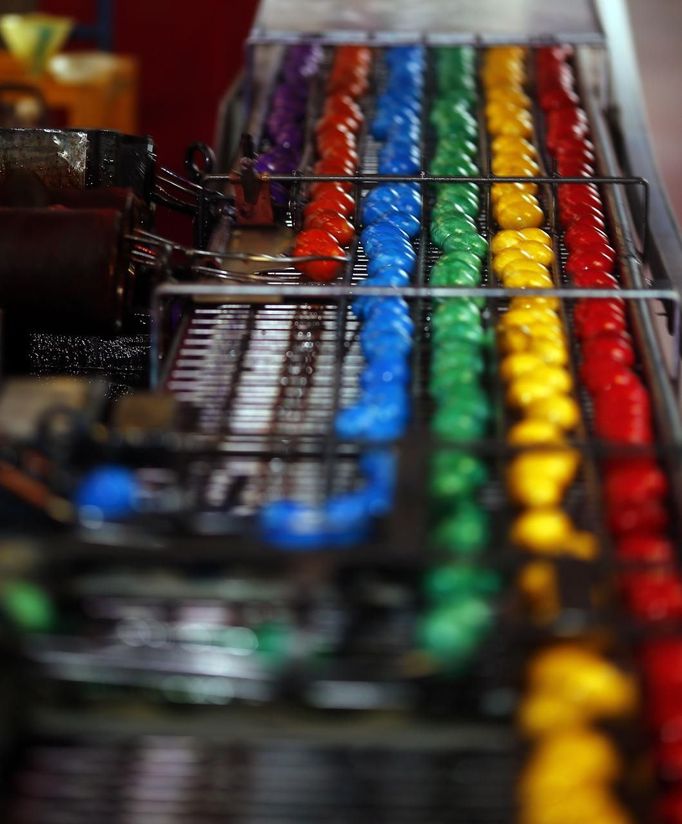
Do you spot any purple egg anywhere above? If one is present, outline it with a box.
[278,124,304,150]
[254,152,279,174]
[270,182,288,207]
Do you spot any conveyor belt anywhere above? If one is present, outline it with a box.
[3,38,681,824]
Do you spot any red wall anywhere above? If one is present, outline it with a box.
[40,0,259,171]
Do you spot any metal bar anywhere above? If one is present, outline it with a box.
[155,283,678,300]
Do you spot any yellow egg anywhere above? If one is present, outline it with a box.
[527,645,600,686]
[517,693,587,737]
[490,111,533,138]
[493,247,532,275]
[510,508,575,551]
[563,529,600,561]
[490,134,534,154]
[519,789,633,824]
[497,198,545,230]
[492,150,540,168]
[507,470,564,507]
[495,190,539,210]
[500,259,551,280]
[498,326,532,354]
[526,394,580,430]
[517,561,559,621]
[527,322,566,346]
[510,296,560,312]
[493,159,541,178]
[502,271,554,289]
[491,230,524,254]
[509,448,580,488]
[528,645,637,717]
[507,419,566,446]
[486,100,524,120]
[499,306,560,328]
[491,181,538,203]
[499,352,545,382]
[507,377,557,409]
[516,240,555,266]
[520,728,622,788]
[529,338,569,366]
[532,365,573,393]
[517,228,552,245]
[487,87,531,104]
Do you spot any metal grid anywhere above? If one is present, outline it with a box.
[154,44,682,541]
[4,734,516,824]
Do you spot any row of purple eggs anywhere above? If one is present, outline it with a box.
[257,45,324,202]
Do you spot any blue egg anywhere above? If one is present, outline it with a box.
[379,154,422,176]
[361,220,409,245]
[260,500,330,550]
[335,404,376,438]
[366,305,414,334]
[361,328,413,359]
[75,465,138,520]
[363,184,422,221]
[324,493,373,544]
[360,450,397,514]
[380,210,421,239]
[367,248,416,276]
[360,358,411,390]
[365,269,410,288]
[362,405,410,442]
[360,449,397,486]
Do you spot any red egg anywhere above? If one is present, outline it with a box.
[556,158,594,177]
[565,247,615,276]
[604,459,668,506]
[313,155,356,177]
[323,93,363,124]
[559,201,605,225]
[558,182,601,206]
[319,143,359,168]
[303,209,355,246]
[564,222,610,250]
[292,228,345,282]
[620,569,682,619]
[581,332,635,365]
[579,360,638,394]
[571,270,618,288]
[616,534,675,564]
[539,86,580,111]
[308,181,349,200]
[574,303,626,338]
[304,188,356,219]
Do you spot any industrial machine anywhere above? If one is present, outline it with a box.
[0,0,680,821]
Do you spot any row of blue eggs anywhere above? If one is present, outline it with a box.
[335,48,423,445]
[260,450,397,549]
[261,48,424,549]
[373,47,425,143]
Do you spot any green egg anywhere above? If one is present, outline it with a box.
[432,501,491,554]
[424,564,501,604]
[429,451,489,500]
[416,602,484,666]
[431,406,487,442]
[442,231,488,259]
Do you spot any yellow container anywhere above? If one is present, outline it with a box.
[0,13,73,75]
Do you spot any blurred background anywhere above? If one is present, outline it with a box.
[0,0,678,220]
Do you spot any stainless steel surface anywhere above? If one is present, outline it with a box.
[251,0,604,44]
[592,0,682,306]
